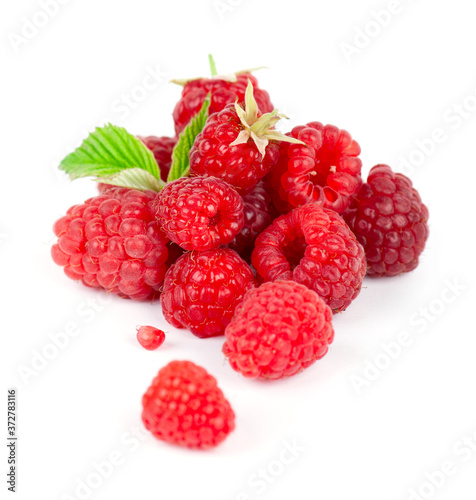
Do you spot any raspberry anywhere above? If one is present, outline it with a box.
[228,181,274,261]
[251,203,366,312]
[189,81,302,193]
[142,360,235,449]
[51,188,169,300]
[155,176,244,251]
[344,164,429,276]
[172,72,273,135]
[223,281,334,380]
[161,248,257,338]
[136,325,165,350]
[139,135,177,182]
[268,122,362,214]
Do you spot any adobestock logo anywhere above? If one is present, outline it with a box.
[349,278,467,395]
[340,0,416,64]
[7,0,73,54]
[17,294,112,386]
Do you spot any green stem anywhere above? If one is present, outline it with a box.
[208,54,217,76]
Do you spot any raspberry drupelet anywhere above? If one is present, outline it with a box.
[51,188,169,300]
[252,202,366,312]
[344,164,429,276]
[160,248,257,338]
[136,326,166,350]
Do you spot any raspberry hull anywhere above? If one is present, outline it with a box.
[252,203,366,312]
[268,122,362,214]
[51,188,169,300]
[142,360,235,449]
[344,164,429,276]
[223,281,334,380]
[161,248,257,338]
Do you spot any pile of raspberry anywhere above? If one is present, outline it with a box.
[52,58,429,450]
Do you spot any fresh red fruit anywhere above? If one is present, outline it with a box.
[136,325,166,350]
[189,81,302,193]
[251,203,366,312]
[154,176,244,251]
[344,164,429,276]
[139,135,177,182]
[51,188,169,300]
[172,72,273,135]
[142,360,235,449]
[228,181,274,261]
[161,248,257,338]
[223,281,334,380]
[268,122,363,214]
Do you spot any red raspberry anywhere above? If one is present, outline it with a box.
[161,248,257,338]
[51,188,169,300]
[344,164,429,276]
[228,181,274,261]
[189,81,302,193]
[251,203,366,312]
[139,135,177,182]
[172,73,273,135]
[155,176,244,251]
[136,326,165,350]
[142,360,235,449]
[223,281,334,380]
[268,122,363,214]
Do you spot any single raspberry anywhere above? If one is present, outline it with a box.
[139,135,177,182]
[142,360,235,449]
[136,325,166,350]
[161,248,257,338]
[155,176,244,251]
[228,181,274,261]
[268,122,362,214]
[172,57,273,135]
[189,81,303,193]
[251,203,366,312]
[343,164,429,276]
[223,281,334,380]
[51,188,169,300]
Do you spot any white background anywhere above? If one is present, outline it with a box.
[2,1,476,499]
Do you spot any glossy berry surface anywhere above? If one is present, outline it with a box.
[155,176,244,251]
[139,135,177,182]
[223,281,334,380]
[172,73,273,135]
[268,122,362,214]
[344,164,429,276]
[189,103,280,192]
[228,181,274,261]
[161,248,257,338]
[136,325,166,350]
[51,188,169,300]
[252,203,366,312]
[142,360,235,449]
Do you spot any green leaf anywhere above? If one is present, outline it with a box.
[97,168,165,191]
[167,96,210,182]
[59,124,162,184]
